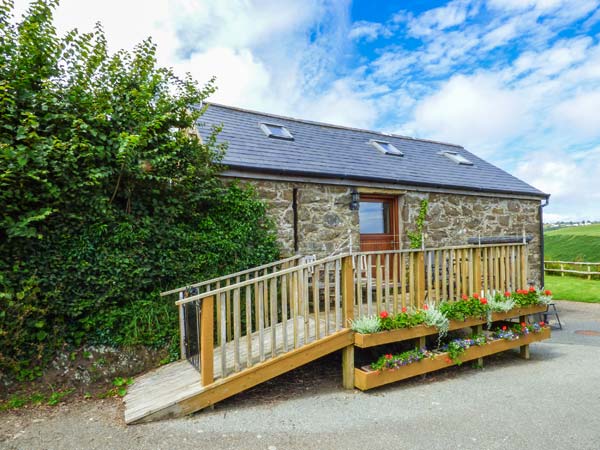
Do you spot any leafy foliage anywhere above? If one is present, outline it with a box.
[0,1,279,380]
[407,199,428,249]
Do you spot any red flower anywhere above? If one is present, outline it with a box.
[521,322,526,327]
[380,311,388,319]
[423,304,429,310]
[544,290,552,296]
[473,293,480,299]
[529,286,535,292]
[480,298,488,305]
[502,325,507,331]
[385,354,393,360]
[461,294,468,301]
[539,321,545,327]
[401,307,407,313]
[504,291,511,297]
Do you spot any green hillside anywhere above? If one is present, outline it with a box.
[544,224,600,262]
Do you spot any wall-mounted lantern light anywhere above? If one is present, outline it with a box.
[350,189,360,211]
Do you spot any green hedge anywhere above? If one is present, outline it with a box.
[0,1,279,380]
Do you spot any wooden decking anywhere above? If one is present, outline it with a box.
[124,315,349,424]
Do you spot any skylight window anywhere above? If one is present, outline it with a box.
[259,122,294,140]
[440,151,473,166]
[370,140,403,156]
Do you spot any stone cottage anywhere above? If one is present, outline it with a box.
[197,103,550,286]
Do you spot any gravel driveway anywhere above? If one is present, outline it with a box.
[2,300,600,450]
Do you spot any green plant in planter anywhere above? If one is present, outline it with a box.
[439,294,489,321]
[350,315,381,334]
[441,334,487,365]
[422,302,449,345]
[370,348,432,371]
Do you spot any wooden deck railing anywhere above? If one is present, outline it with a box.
[173,254,351,384]
[353,243,529,316]
[166,242,530,384]
[544,260,600,279]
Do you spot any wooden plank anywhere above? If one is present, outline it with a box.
[384,253,391,312]
[376,254,382,313]
[468,248,474,295]
[324,263,331,335]
[448,250,457,301]
[461,248,468,296]
[245,285,252,368]
[215,281,221,345]
[281,274,288,352]
[473,248,480,296]
[409,252,415,307]
[354,327,550,391]
[253,273,259,331]
[494,247,500,292]
[233,288,241,372]
[313,268,320,340]
[258,282,265,361]
[304,269,310,342]
[482,247,488,296]
[356,257,363,316]
[499,246,506,292]
[219,293,227,378]
[263,269,269,328]
[521,245,528,287]
[442,250,448,301]
[366,255,373,315]
[226,279,232,342]
[400,253,406,309]
[270,277,277,358]
[434,250,439,303]
[334,261,341,331]
[174,330,354,420]
[417,251,426,307]
[178,304,185,360]
[342,256,355,328]
[200,296,214,386]
[292,271,299,348]
[426,251,433,302]
[342,345,354,389]
[393,253,399,314]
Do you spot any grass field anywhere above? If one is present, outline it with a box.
[544,224,600,262]
[545,275,600,303]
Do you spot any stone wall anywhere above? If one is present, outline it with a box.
[237,179,542,285]
[243,180,360,257]
[401,192,542,284]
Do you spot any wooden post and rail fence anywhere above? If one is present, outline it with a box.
[165,242,530,389]
[544,260,600,280]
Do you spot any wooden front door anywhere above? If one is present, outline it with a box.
[359,194,399,252]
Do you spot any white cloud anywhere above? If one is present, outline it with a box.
[349,21,392,42]
[407,0,473,37]
[409,74,528,152]
[515,148,600,220]
[551,91,600,139]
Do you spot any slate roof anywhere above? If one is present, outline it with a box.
[197,103,548,198]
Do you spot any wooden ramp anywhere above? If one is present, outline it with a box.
[124,316,352,424]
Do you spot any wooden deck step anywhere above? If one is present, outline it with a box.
[124,316,351,424]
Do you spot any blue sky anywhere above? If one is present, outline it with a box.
[14,0,600,221]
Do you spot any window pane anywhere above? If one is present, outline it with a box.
[359,201,390,234]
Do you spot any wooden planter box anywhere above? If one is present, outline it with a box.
[353,304,548,348]
[354,327,551,391]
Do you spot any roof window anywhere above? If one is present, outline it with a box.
[370,140,403,156]
[259,122,294,140]
[440,151,473,166]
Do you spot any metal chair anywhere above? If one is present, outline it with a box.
[542,303,562,329]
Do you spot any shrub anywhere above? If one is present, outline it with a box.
[0,1,279,380]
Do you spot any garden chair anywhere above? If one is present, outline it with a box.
[542,303,562,330]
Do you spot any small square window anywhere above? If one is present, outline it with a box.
[259,122,294,140]
[440,151,473,166]
[370,140,403,156]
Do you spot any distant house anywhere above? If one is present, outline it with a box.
[197,103,550,285]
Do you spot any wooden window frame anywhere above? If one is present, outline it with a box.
[359,194,399,251]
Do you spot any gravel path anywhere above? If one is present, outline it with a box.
[2,300,600,450]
